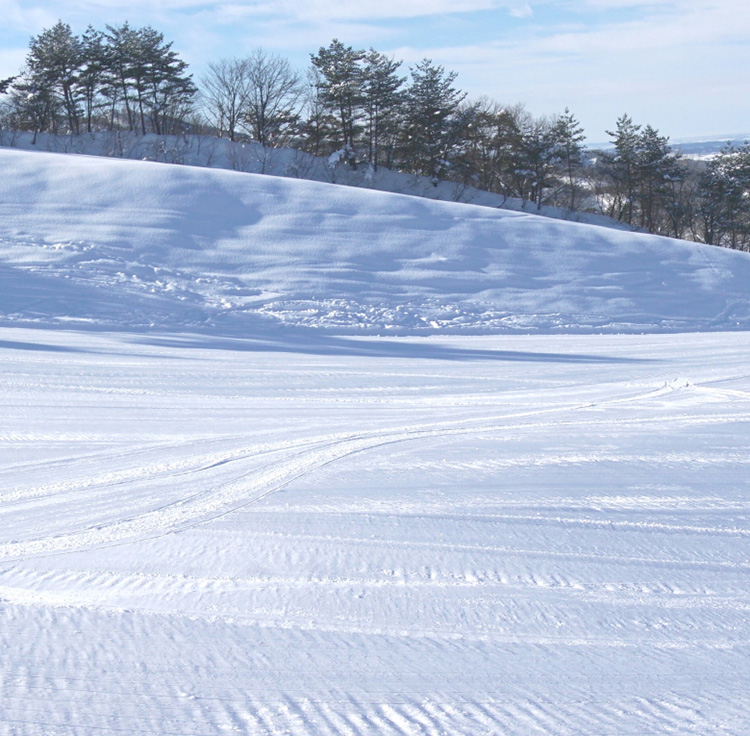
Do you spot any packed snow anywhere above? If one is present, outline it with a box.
[1,148,750,735]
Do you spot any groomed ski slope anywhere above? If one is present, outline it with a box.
[1,148,750,735]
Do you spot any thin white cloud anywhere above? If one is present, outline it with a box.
[0,1,58,32]
[398,0,750,81]
[0,48,27,76]
[390,0,750,138]
[210,0,534,22]
[508,3,534,18]
[1,0,537,24]
[575,0,672,8]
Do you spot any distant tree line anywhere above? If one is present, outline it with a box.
[2,23,749,252]
[588,115,750,250]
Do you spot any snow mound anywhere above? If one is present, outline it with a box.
[1,148,749,335]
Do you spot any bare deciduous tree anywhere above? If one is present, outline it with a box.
[200,58,250,142]
[243,48,303,147]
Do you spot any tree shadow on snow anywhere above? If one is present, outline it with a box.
[129,329,653,364]
[0,339,88,353]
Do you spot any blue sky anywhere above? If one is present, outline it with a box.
[1,0,748,142]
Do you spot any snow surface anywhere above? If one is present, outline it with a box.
[0,129,650,230]
[1,148,750,735]
[1,148,749,336]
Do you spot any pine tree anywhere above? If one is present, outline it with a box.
[400,59,466,181]
[698,144,750,250]
[361,49,404,170]
[505,114,564,209]
[603,113,642,224]
[459,98,501,193]
[103,23,195,135]
[491,104,527,199]
[298,67,337,158]
[8,78,58,142]
[552,108,586,210]
[637,124,681,232]
[25,21,84,134]
[79,26,107,132]
[310,40,365,164]
[597,115,684,232]
[0,76,15,94]
[104,22,140,131]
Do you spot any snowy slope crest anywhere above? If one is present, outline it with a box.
[1,148,749,335]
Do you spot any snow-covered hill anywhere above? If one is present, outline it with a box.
[1,147,749,335]
[2,148,750,736]
[2,129,635,229]
[672,133,750,159]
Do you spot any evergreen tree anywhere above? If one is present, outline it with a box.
[460,98,504,193]
[298,67,337,158]
[491,104,527,199]
[25,21,84,134]
[104,22,141,131]
[104,23,195,135]
[310,40,365,163]
[79,26,107,132]
[0,76,16,94]
[637,124,682,232]
[511,115,563,208]
[361,49,404,170]
[400,59,466,181]
[661,162,696,240]
[698,144,750,250]
[136,26,195,134]
[602,113,642,225]
[551,108,586,210]
[8,77,59,142]
[596,115,684,233]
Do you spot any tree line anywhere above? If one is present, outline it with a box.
[2,22,749,252]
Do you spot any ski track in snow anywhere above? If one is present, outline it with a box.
[2,377,743,561]
[1,328,750,735]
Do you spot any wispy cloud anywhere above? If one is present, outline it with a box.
[508,3,533,18]
[0,1,58,33]
[397,0,750,138]
[0,48,27,74]
[1,0,538,22]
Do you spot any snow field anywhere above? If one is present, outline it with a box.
[1,148,750,734]
[1,328,749,734]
